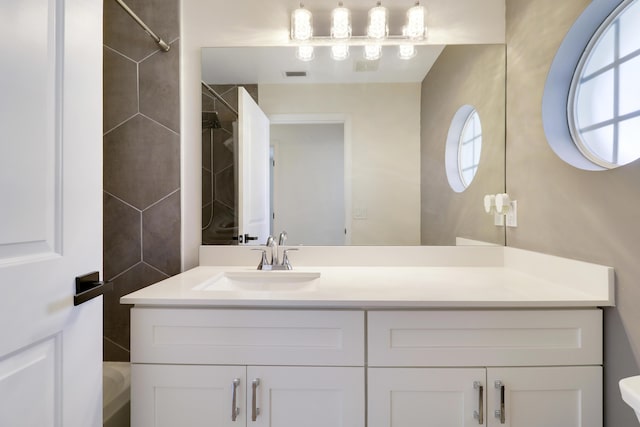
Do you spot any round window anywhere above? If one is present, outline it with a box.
[568,0,640,168]
[445,105,482,192]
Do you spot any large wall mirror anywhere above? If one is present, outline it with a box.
[201,43,505,247]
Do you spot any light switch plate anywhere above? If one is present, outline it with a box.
[494,213,505,226]
[353,207,368,220]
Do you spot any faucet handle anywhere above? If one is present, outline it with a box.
[265,235,275,246]
[278,231,288,246]
[281,248,298,270]
[251,249,269,270]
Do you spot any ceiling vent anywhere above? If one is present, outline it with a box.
[354,60,379,72]
[284,71,308,77]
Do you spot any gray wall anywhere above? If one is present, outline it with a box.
[420,45,506,245]
[506,0,640,425]
[103,0,181,361]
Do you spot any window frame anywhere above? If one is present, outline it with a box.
[457,109,482,188]
[444,105,482,193]
[567,0,640,169]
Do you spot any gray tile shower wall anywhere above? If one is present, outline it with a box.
[103,0,180,361]
[201,84,258,245]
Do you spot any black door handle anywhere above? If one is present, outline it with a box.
[74,272,112,306]
[234,234,259,243]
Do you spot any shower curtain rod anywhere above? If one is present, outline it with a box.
[201,81,239,117]
[115,0,171,52]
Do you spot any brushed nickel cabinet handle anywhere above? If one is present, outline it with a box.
[473,381,484,424]
[495,380,505,424]
[231,378,241,421]
[251,378,261,421]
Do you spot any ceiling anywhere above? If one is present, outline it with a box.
[201,45,446,84]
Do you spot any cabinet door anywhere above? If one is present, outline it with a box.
[368,368,487,427]
[132,364,246,427]
[247,366,364,427]
[487,367,602,427]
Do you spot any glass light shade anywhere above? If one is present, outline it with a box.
[367,3,388,40]
[331,3,352,39]
[331,44,350,60]
[405,3,426,40]
[291,6,313,41]
[398,43,416,60]
[364,44,382,60]
[296,45,315,61]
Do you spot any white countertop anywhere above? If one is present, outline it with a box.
[120,260,614,309]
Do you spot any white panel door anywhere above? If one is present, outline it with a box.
[271,123,345,245]
[0,0,103,426]
[248,366,365,427]
[132,364,247,427]
[368,368,486,427]
[237,87,270,245]
[487,367,602,427]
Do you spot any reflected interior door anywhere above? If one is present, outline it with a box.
[0,0,103,426]
[237,87,271,245]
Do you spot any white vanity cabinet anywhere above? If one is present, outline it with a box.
[130,308,365,427]
[130,307,603,427]
[367,310,603,427]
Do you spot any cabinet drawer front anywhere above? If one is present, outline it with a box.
[131,308,364,366]
[368,310,602,367]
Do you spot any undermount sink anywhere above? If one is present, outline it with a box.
[620,376,640,423]
[194,271,321,292]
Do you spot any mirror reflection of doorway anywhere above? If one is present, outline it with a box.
[270,123,346,245]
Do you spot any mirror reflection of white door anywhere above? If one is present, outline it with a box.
[237,87,270,245]
[271,123,346,245]
[0,1,102,426]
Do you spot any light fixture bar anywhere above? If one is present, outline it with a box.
[289,36,423,46]
[290,2,428,61]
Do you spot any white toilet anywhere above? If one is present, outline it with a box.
[620,375,640,423]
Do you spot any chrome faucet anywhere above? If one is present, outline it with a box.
[255,232,296,270]
[266,235,279,266]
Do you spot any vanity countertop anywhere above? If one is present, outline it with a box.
[120,254,614,309]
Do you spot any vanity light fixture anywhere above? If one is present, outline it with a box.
[367,2,389,40]
[398,43,416,60]
[291,1,427,62]
[291,3,313,41]
[404,1,426,40]
[296,45,315,61]
[331,2,352,40]
[364,44,382,60]
[331,44,350,61]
